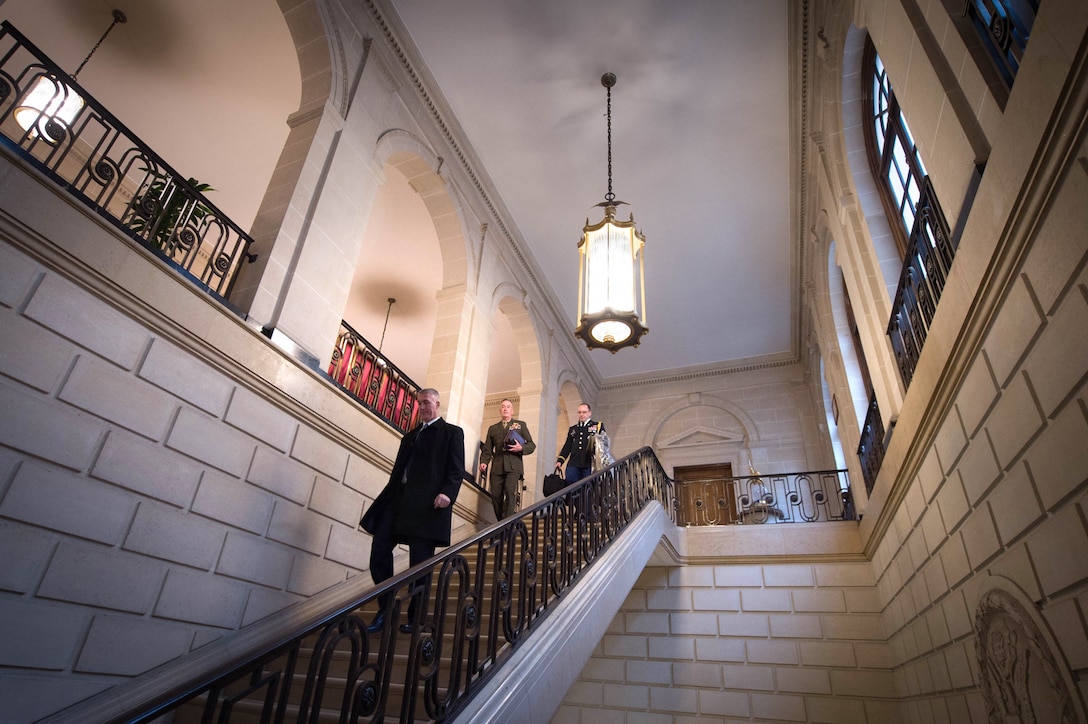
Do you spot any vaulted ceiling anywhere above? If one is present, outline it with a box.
[385,0,801,384]
[3,0,804,390]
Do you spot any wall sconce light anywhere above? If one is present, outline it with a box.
[14,9,127,144]
[574,72,648,353]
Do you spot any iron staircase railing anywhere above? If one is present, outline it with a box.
[108,447,673,724]
[326,319,422,436]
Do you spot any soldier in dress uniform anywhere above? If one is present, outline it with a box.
[555,402,605,484]
[479,398,536,518]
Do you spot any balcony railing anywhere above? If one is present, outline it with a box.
[857,393,886,496]
[111,447,673,724]
[963,0,1037,89]
[887,176,955,388]
[674,469,855,526]
[0,22,256,302]
[327,319,422,435]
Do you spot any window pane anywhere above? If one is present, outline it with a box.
[887,165,905,204]
[903,204,916,233]
[906,174,921,213]
[892,135,910,177]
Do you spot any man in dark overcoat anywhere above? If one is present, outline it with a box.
[360,388,465,633]
[479,398,536,518]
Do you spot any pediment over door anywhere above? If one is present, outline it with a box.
[659,426,745,449]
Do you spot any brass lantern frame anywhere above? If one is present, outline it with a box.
[573,72,649,353]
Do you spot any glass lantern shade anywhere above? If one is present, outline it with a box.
[575,204,648,352]
[14,74,85,144]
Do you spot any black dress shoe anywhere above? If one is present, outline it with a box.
[398,622,414,634]
[366,614,384,633]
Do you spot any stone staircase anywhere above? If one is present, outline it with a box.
[170,525,546,723]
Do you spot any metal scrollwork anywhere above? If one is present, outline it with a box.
[92,159,116,184]
[419,635,436,667]
[42,117,67,144]
[989,14,1011,50]
[176,225,197,249]
[113,447,673,723]
[464,602,478,629]
[353,681,379,716]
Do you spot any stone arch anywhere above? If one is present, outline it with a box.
[374,129,474,290]
[643,394,762,478]
[475,286,548,508]
[489,284,545,395]
[282,1,336,118]
[643,393,761,452]
[231,0,344,321]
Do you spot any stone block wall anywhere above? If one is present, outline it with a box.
[864,133,1088,722]
[0,188,485,720]
[553,560,903,723]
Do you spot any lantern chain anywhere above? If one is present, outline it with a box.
[73,9,127,79]
[603,73,616,204]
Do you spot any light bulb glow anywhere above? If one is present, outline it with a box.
[13,75,85,144]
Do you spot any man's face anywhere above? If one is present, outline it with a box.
[500,400,513,421]
[418,393,440,423]
[577,405,591,422]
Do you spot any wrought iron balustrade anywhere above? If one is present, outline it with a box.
[857,393,886,496]
[887,176,955,388]
[114,447,673,724]
[0,22,256,302]
[962,0,1037,89]
[675,469,855,526]
[328,319,422,435]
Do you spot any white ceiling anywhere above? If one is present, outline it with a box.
[387,0,798,382]
[2,0,800,389]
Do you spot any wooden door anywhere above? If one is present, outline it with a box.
[673,463,737,526]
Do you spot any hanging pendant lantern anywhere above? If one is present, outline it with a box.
[13,9,127,144]
[574,72,648,353]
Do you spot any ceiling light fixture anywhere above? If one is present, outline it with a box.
[574,72,648,353]
[14,8,127,144]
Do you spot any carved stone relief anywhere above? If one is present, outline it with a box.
[975,586,1082,724]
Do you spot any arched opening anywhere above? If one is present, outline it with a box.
[342,162,442,383]
[479,292,545,510]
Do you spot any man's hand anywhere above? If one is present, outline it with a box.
[479,463,487,474]
[434,493,451,509]
[507,441,523,453]
[554,462,562,472]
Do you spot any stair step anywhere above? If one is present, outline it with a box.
[169,534,554,723]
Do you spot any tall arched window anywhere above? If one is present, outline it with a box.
[862,37,928,257]
[861,36,955,389]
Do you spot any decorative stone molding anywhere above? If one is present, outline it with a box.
[974,579,1084,724]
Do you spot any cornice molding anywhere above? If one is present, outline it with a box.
[601,356,799,391]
